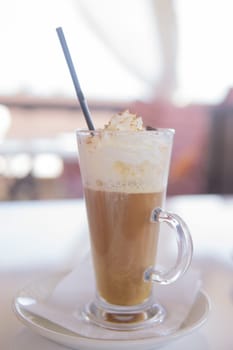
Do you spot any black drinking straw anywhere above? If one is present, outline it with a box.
[56,27,95,130]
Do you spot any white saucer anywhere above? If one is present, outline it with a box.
[13,274,210,350]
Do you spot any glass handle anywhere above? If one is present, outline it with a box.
[144,208,193,285]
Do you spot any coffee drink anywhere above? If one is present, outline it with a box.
[76,111,193,329]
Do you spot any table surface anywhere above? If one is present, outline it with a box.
[1,195,233,350]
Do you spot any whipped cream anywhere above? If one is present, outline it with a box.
[104,110,144,131]
[77,111,174,193]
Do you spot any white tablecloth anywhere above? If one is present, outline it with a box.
[0,196,233,349]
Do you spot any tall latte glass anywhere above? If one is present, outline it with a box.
[76,128,193,330]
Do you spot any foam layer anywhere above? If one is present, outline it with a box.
[78,130,173,193]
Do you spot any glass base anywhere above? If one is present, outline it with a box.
[83,298,166,331]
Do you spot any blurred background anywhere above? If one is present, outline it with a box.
[1,0,233,201]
